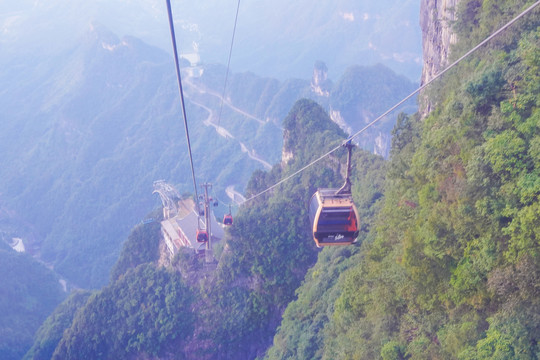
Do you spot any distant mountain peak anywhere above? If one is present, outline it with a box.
[281,99,346,166]
[87,21,120,46]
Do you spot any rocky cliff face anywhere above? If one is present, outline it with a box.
[419,0,461,115]
[311,61,331,97]
[281,131,294,166]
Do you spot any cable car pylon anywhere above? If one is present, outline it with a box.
[197,183,218,265]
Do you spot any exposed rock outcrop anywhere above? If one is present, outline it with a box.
[311,61,331,97]
[419,0,461,116]
[329,109,352,135]
[374,132,390,159]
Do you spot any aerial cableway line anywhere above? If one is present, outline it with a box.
[216,0,242,132]
[165,0,200,205]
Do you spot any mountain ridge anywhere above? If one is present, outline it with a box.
[0,19,416,291]
[0,0,422,81]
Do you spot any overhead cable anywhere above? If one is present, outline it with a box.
[217,0,242,131]
[165,0,200,203]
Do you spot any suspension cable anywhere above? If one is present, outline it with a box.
[165,0,200,203]
[216,0,242,131]
[241,0,540,204]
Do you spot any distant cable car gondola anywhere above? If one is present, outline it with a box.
[198,202,205,216]
[196,229,208,242]
[223,214,233,225]
[309,141,360,247]
[223,205,233,226]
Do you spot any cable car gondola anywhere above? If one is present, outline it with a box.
[196,229,208,242]
[309,141,360,247]
[223,205,233,226]
[198,202,205,216]
[223,214,233,225]
[309,189,359,247]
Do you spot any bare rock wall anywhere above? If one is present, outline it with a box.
[420,0,461,116]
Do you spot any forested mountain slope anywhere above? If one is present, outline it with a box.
[0,246,66,360]
[2,22,415,357]
[28,99,387,359]
[266,0,540,358]
[0,19,414,290]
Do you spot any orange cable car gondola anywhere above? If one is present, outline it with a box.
[196,229,209,243]
[223,205,233,226]
[223,214,233,226]
[309,141,360,247]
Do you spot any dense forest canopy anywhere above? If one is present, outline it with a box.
[266,1,540,359]
[0,248,65,360]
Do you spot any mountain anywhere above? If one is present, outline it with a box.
[199,61,418,158]
[0,26,416,355]
[0,24,278,289]
[0,246,66,360]
[0,0,422,81]
[23,291,91,360]
[28,98,384,359]
[0,16,416,290]
[25,0,540,356]
[218,0,423,80]
[266,0,540,358]
[13,0,540,358]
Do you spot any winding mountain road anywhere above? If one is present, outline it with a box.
[185,76,265,125]
[226,185,247,205]
[184,76,272,170]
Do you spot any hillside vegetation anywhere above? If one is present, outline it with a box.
[0,248,66,360]
[30,98,387,359]
[266,0,540,358]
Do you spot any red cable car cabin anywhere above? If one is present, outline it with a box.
[223,214,233,226]
[196,229,208,242]
[309,188,359,247]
